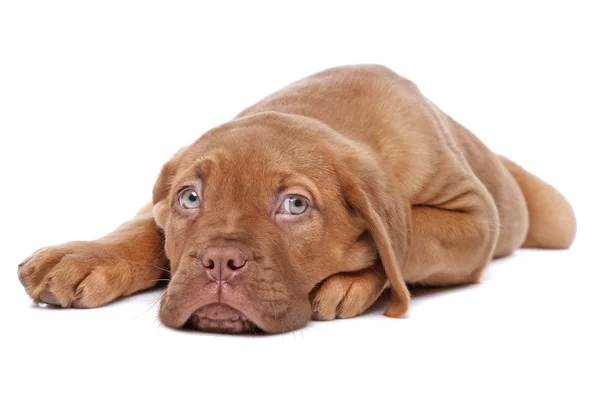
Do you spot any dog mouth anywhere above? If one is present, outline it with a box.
[187,303,262,334]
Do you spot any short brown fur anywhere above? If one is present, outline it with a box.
[18,65,576,333]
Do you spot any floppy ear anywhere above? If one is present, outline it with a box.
[337,150,411,318]
[152,147,187,229]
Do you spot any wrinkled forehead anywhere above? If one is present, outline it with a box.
[193,115,333,165]
[173,119,339,198]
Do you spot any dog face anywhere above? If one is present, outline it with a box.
[152,112,408,333]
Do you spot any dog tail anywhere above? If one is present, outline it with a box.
[498,155,576,249]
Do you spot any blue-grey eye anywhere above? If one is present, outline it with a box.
[179,189,201,209]
[283,196,308,215]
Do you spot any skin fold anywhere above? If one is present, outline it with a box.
[17,65,577,334]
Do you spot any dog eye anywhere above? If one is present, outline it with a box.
[179,189,201,209]
[283,196,308,215]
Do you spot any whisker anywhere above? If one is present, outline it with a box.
[369,264,384,279]
[134,291,165,319]
[346,254,365,269]
[147,278,171,283]
[150,264,170,274]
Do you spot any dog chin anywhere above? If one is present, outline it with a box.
[187,303,262,334]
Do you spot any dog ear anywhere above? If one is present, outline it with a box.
[337,149,411,318]
[152,147,187,229]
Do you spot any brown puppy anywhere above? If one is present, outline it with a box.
[17,65,576,334]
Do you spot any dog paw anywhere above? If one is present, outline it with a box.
[311,266,387,321]
[18,241,131,308]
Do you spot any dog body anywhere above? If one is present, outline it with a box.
[18,65,576,333]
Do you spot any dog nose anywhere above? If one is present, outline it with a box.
[200,246,247,282]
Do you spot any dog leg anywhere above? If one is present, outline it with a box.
[404,188,500,286]
[17,204,168,308]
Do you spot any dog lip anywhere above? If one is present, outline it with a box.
[188,303,262,334]
[194,303,248,321]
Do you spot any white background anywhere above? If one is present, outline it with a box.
[1,1,598,399]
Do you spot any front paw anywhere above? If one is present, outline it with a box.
[18,242,131,308]
[311,266,387,321]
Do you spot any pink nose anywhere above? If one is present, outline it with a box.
[200,246,247,282]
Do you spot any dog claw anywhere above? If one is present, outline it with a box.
[39,290,59,306]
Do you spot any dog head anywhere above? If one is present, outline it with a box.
[153,112,409,334]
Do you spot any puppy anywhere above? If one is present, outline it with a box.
[17,65,576,334]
